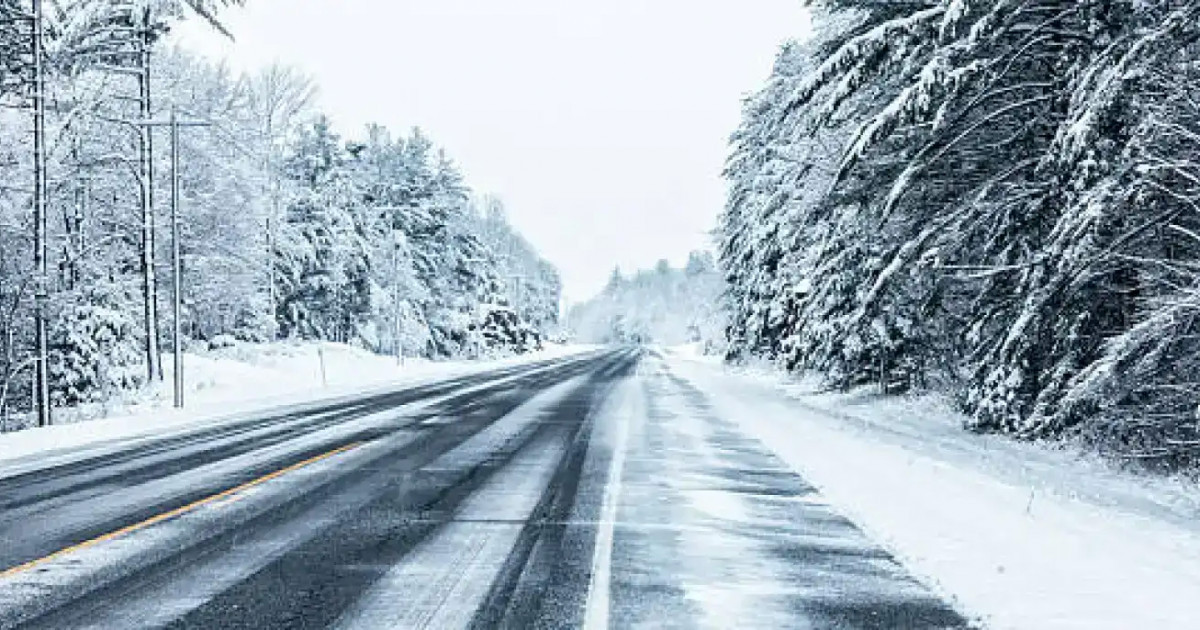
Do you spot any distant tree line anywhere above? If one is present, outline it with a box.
[569,252,725,352]
[720,0,1200,466]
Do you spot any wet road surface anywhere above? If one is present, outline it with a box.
[0,349,971,629]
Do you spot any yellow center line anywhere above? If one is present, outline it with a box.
[0,441,362,580]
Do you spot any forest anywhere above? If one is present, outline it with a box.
[567,252,725,351]
[719,0,1200,466]
[0,1,560,425]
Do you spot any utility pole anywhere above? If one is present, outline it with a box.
[170,109,183,408]
[371,211,410,365]
[264,119,278,340]
[31,0,51,427]
[391,231,407,366]
[512,275,524,316]
[136,109,210,408]
[393,246,402,366]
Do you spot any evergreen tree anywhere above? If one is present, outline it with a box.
[720,0,1200,463]
[0,14,563,420]
[570,253,725,350]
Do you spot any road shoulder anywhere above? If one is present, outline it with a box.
[664,351,1200,630]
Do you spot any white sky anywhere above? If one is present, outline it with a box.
[174,0,811,302]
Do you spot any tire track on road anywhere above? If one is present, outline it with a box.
[0,355,599,572]
[1,353,613,630]
[152,353,631,630]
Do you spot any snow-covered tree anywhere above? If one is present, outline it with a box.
[720,0,1200,464]
[47,281,143,406]
[569,254,726,351]
[474,195,562,335]
[0,22,560,422]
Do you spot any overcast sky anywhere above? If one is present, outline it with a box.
[174,0,811,302]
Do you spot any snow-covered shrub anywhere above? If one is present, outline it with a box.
[208,334,238,351]
[48,285,145,407]
[474,305,542,355]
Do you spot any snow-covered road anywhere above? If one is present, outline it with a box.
[0,348,971,629]
[667,349,1200,630]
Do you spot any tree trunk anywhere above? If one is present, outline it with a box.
[32,0,51,426]
[137,11,160,382]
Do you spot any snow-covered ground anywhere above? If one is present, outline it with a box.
[662,347,1200,630]
[0,341,594,469]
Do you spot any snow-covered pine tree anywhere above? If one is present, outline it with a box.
[474,195,563,335]
[721,0,1200,463]
[274,116,371,342]
[47,281,144,406]
[569,254,725,349]
[342,126,557,358]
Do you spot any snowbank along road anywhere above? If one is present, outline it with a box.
[0,348,970,629]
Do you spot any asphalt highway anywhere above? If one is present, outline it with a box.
[0,348,970,629]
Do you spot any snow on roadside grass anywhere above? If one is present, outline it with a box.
[665,352,1200,630]
[0,341,595,469]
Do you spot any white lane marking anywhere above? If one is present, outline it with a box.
[583,379,639,630]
